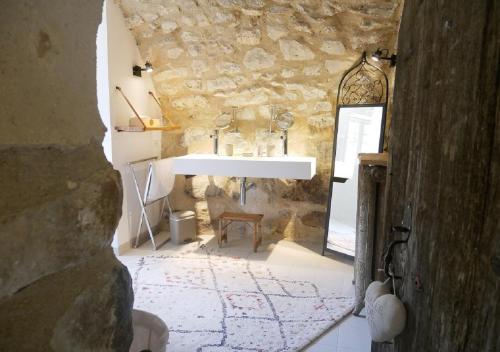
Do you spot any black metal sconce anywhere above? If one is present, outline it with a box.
[132,61,153,77]
[372,49,397,67]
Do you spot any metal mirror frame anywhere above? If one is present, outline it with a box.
[322,52,389,258]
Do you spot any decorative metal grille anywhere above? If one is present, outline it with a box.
[338,52,388,105]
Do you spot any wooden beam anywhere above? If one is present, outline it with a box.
[359,153,388,167]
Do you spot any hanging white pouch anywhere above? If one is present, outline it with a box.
[365,279,406,342]
[365,279,392,308]
[367,293,406,342]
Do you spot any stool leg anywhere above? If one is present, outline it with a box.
[258,222,262,248]
[218,219,222,247]
[253,222,258,253]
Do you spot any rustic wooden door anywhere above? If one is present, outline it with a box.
[380,1,499,351]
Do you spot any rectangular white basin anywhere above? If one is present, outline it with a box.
[173,154,316,180]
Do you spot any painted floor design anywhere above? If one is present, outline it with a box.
[130,246,354,352]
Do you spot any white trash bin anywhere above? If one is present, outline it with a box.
[129,309,169,352]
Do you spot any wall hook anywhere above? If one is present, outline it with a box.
[383,203,412,293]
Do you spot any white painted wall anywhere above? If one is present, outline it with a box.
[96,2,112,163]
[97,0,162,252]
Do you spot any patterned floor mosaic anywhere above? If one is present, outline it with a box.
[129,245,354,352]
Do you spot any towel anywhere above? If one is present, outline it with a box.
[146,158,175,202]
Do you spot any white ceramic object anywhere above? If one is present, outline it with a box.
[366,294,406,342]
[365,279,392,308]
[129,309,169,352]
[173,154,316,180]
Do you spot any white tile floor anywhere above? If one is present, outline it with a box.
[304,312,371,352]
[119,232,371,352]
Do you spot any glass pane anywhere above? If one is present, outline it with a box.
[326,106,383,256]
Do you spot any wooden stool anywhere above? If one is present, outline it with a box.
[217,212,264,252]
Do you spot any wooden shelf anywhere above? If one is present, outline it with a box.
[144,125,181,132]
[114,86,181,133]
[115,125,181,132]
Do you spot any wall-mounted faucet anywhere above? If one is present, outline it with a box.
[210,129,219,155]
[275,110,293,156]
[212,110,234,155]
[281,130,288,156]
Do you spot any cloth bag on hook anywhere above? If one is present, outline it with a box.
[365,279,406,342]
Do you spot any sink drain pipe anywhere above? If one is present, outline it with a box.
[239,177,256,206]
[240,177,247,205]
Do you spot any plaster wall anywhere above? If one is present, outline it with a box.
[97,3,113,163]
[105,0,163,252]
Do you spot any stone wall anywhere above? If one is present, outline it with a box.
[118,0,402,242]
[0,1,133,350]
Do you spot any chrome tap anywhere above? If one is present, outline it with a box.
[281,130,288,156]
[210,129,219,155]
[239,177,256,205]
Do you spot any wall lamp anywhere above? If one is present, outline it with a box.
[132,61,153,77]
[371,49,397,67]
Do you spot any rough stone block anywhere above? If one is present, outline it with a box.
[172,95,209,110]
[279,39,315,61]
[237,28,261,45]
[0,143,122,298]
[320,40,346,55]
[266,24,288,41]
[243,47,276,70]
[0,250,133,352]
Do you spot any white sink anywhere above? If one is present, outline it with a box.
[173,154,316,180]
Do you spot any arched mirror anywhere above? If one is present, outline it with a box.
[323,52,388,258]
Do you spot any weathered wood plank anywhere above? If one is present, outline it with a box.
[373,180,387,283]
[359,153,389,167]
[354,164,387,315]
[372,341,394,352]
[378,0,500,351]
